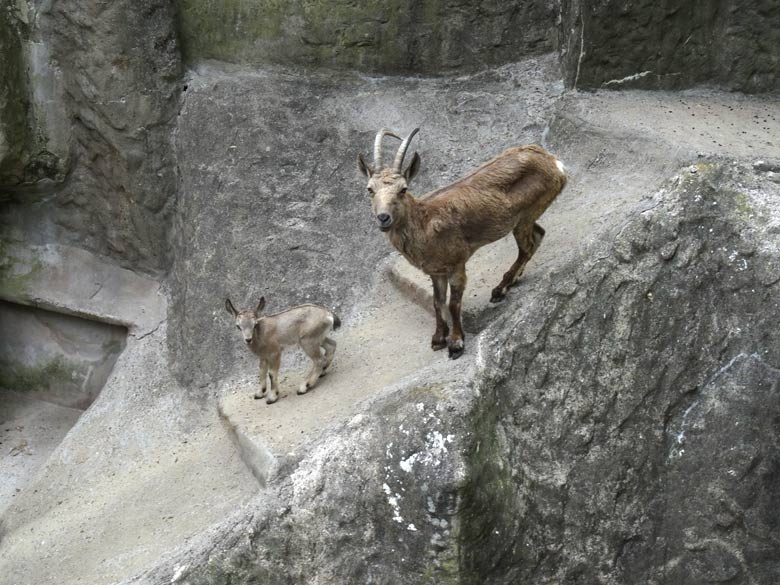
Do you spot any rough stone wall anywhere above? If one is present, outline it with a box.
[0,0,182,275]
[561,0,780,92]
[0,301,126,410]
[464,163,780,583]
[0,1,67,189]
[176,0,559,74]
[169,57,560,388]
[128,366,474,585]
[133,162,780,585]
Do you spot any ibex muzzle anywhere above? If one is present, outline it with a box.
[226,297,341,404]
[357,127,566,360]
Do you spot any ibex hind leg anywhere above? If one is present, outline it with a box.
[490,222,545,303]
[299,339,325,394]
[510,223,545,286]
[320,337,337,376]
[430,275,450,351]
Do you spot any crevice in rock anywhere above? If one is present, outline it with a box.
[216,400,274,488]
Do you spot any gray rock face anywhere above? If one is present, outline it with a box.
[0,0,181,274]
[464,163,780,584]
[2,0,780,582]
[561,0,780,92]
[177,0,558,74]
[133,163,780,585]
[0,300,126,410]
[170,57,562,388]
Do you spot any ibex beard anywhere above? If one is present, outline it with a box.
[358,128,567,360]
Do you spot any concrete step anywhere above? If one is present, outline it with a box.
[0,391,83,516]
[217,281,453,465]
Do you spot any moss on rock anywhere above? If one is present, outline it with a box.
[0,357,72,393]
[0,2,33,187]
[176,0,556,74]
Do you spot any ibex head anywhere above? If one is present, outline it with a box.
[225,297,266,345]
[357,128,421,232]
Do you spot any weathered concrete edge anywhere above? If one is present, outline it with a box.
[122,352,477,585]
[217,398,277,487]
[0,243,166,335]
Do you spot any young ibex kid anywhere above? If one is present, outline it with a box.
[225,297,340,404]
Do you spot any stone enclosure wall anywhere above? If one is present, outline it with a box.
[561,0,780,92]
[1,1,779,584]
[0,0,181,276]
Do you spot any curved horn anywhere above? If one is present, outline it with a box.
[373,128,401,169]
[393,128,420,172]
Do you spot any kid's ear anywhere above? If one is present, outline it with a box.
[404,152,420,182]
[256,297,266,314]
[225,298,238,317]
[357,153,374,178]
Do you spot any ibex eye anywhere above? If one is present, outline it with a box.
[367,187,374,195]
[399,188,407,196]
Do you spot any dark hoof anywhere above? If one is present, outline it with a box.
[266,396,278,405]
[253,390,267,400]
[490,288,506,303]
[448,339,465,360]
[432,338,448,351]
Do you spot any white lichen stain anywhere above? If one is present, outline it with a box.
[400,452,418,473]
[171,564,188,583]
[603,70,652,86]
[383,482,405,524]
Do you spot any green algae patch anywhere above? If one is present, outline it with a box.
[456,394,540,583]
[407,382,447,401]
[0,239,41,301]
[175,0,555,73]
[0,357,73,393]
[0,2,33,187]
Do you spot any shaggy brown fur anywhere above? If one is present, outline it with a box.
[359,133,566,359]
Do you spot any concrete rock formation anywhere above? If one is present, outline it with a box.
[561,0,780,92]
[1,1,779,584]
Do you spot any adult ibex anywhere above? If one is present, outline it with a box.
[358,128,566,359]
[226,298,340,404]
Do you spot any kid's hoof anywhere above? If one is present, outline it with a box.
[319,367,328,378]
[266,394,278,405]
[431,338,448,351]
[253,388,267,400]
[448,339,464,360]
[490,287,506,303]
[297,384,310,395]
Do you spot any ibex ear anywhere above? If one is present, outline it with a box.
[256,297,266,314]
[357,153,373,178]
[225,298,238,317]
[404,152,420,182]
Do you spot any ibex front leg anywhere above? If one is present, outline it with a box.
[447,265,467,359]
[253,358,269,400]
[266,352,281,404]
[431,275,449,351]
